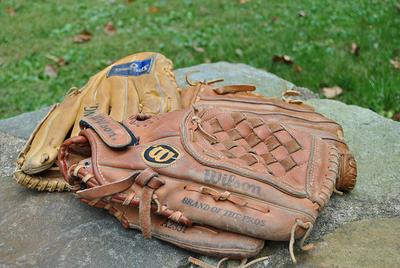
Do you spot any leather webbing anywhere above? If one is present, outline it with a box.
[280,156,297,171]
[76,172,139,200]
[285,139,302,153]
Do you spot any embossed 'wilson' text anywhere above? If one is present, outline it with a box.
[203,169,261,196]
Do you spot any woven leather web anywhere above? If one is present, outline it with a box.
[204,112,303,177]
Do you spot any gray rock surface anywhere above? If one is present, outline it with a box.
[0,62,399,267]
[298,218,400,267]
[0,107,51,140]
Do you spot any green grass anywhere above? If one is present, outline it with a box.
[0,0,399,119]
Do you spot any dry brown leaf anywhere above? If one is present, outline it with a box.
[322,86,343,98]
[73,30,92,43]
[272,16,280,23]
[390,58,400,70]
[239,0,249,3]
[57,58,66,66]
[235,48,243,57]
[193,45,205,53]
[272,55,293,64]
[45,54,67,66]
[393,112,400,121]
[44,65,58,78]
[294,64,303,73]
[351,42,360,56]
[148,6,160,14]
[104,22,116,35]
[5,6,16,16]
[298,10,306,17]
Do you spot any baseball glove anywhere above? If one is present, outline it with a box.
[14,52,181,192]
[58,82,356,263]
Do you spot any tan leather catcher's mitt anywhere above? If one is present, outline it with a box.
[14,52,181,192]
[58,83,356,264]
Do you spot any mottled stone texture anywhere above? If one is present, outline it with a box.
[0,62,398,267]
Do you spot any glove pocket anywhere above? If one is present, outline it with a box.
[154,179,315,241]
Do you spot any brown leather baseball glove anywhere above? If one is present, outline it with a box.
[58,82,356,264]
[14,52,181,192]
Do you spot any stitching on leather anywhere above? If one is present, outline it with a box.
[305,137,316,198]
[318,145,340,209]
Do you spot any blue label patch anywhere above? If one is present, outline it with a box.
[107,58,153,77]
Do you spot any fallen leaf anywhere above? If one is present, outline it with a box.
[104,22,116,35]
[239,0,249,3]
[58,58,66,66]
[322,86,343,98]
[390,58,400,69]
[73,30,92,43]
[148,6,160,14]
[393,112,400,121]
[5,6,16,16]
[193,45,205,53]
[298,10,306,17]
[44,64,58,78]
[272,16,280,23]
[351,42,360,56]
[272,55,293,64]
[294,64,303,73]
[45,54,67,66]
[235,48,243,57]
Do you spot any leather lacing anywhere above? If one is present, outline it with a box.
[190,106,218,144]
[281,89,304,105]
[289,219,314,263]
[188,219,313,267]
[189,256,272,268]
[185,71,224,87]
[69,165,192,236]
[185,185,269,214]
[13,168,68,192]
